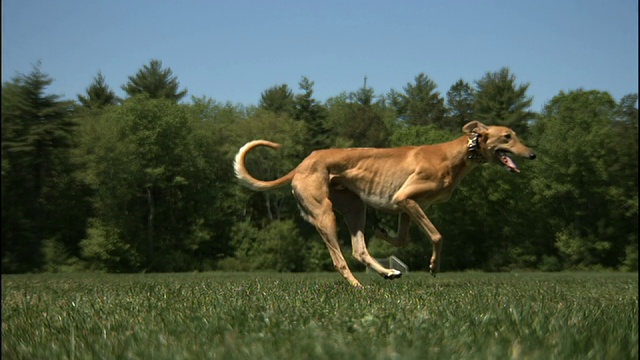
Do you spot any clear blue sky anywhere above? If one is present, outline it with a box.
[2,0,638,111]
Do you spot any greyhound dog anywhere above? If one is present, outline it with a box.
[234,121,536,287]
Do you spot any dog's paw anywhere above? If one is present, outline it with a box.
[430,267,441,278]
[384,269,403,280]
[429,259,440,277]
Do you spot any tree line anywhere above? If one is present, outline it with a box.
[2,59,637,274]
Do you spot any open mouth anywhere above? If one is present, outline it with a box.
[496,150,520,173]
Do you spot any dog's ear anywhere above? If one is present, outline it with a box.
[462,120,489,134]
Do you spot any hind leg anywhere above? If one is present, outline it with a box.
[330,187,402,280]
[292,177,362,287]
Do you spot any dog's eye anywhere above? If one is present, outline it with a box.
[504,133,512,140]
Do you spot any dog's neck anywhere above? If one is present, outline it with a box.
[430,134,487,193]
[466,132,487,164]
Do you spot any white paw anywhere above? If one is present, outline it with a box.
[384,269,402,280]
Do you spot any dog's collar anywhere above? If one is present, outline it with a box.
[467,132,487,163]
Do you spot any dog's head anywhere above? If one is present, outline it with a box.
[462,120,536,173]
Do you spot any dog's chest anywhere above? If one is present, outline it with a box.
[360,192,399,211]
[333,174,403,211]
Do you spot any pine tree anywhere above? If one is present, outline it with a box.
[446,79,476,130]
[121,59,187,102]
[259,84,295,116]
[389,73,447,127]
[474,67,534,134]
[351,76,375,106]
[336,78,391,147]
[294,77,330,152]
[2,63,76,272]
[78,71,119,109]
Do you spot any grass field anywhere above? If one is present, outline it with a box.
[2,271,638,359]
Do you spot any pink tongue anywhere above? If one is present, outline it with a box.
[501,154,520,173]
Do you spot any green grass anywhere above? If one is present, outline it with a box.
[2,271,638,359]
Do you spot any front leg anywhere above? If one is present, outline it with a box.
[395,199,442,276]
[374,213,411,248]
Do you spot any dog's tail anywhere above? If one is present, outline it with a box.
[233,140,295,191]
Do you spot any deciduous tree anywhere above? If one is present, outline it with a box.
[529,90,637,269]
[75,95,223,271]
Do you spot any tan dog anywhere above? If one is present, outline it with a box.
[234,121,536,287]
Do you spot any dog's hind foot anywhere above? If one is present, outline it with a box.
[383,269,403,280]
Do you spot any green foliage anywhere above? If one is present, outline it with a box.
[77,71,119,109]
[388,73,447,127]
[121,59,188,102]
[186,98,247,263]
[1,63,79,273]
[73,95,230,271]
[190,95,250,123]
[446,79,476,130]
[326,84,394,148]
[2,59,637,274]
[454,164,543,272]
[304,239,335,271]
[2,272,637,359]
[79,219,141,272]
[555,228,611,269]
[294,77,331,153]
[251,220,307,272]
[622,242,639,272]
[41,237,84,273]
[530,89,638,269]
[229,220,318,272]
[474,67,534,134]
[259,84,295,115]
[367,234,430,271]
[538,255,563,272]
[390,124,455,147]
[231,109,307,223]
